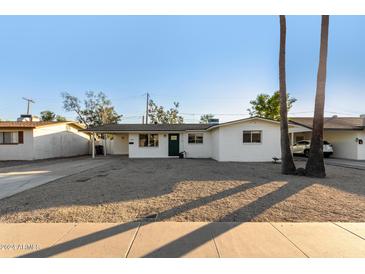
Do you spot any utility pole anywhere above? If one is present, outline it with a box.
[22,97,35,115]
[145,92,150,124]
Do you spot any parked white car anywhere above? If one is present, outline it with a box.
[292,140,333,158]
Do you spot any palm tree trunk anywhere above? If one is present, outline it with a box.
[305,15,330,178]
[279,15,297,175]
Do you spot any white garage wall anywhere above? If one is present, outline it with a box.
[0,129,34,160]
[128,133,170,158]
[33,123,90,159]
[107,133,129,155]
[357,131,365,160]
[324,131,358,160]
[216,120,281,162]
[182,132,212,158]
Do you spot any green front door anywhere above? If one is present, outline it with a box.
[168,134,180,156]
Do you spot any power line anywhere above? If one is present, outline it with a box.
[180,112,249,116]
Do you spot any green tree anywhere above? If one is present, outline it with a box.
[248,91,296,120]
[199,114,215,124]
[305,15,330,178]
[279,15,297,175]
[55,115,67,122]
[61,91,122,127]
[148,100,183,124]
[40,110,56,121]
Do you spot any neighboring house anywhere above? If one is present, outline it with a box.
[83,117,293,162]
[0,121,90,160]
[289,116,365,160]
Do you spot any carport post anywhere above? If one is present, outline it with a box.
[291,132,294,152]
[91,132,95,158]
[103,134,107,156]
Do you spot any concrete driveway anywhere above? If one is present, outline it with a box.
[0,156,114,200]
[325,158,365,170]
[295,156,365,170]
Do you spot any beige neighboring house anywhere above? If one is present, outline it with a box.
[0,121,90,161]
[289,115,365,160]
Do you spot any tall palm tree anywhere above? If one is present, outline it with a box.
[279,15,296,175]
[305,15,330,178]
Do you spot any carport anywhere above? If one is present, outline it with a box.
[289,116,365,160]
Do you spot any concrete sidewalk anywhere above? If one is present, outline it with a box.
[0,157,114,200]
[0,222,364,258]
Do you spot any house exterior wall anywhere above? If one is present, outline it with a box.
[107,133,129,155]
[215,120,281,162]
[127,132,211,158]
[0,129,34,160]
[107,120,282,161]
[182,132,212,158]
[210,128,220,161]
[357,131,365,160]
[33,124,90,159]
[128,133,170,158]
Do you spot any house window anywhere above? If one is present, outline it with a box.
[188,133,203,144]
[139,134,159,147]
[243,130,262,143]
[0,131,21,144]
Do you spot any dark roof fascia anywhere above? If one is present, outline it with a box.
[288,120,365,131]
[81,129,208,133]
[323,127,364,131]
[288,120,313,130]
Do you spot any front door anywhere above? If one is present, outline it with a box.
[168,134,180,156]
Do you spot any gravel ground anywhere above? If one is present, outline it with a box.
[0,157,364,222]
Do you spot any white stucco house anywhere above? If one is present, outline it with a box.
[289,116,365,160]
[0,121,90,160]
[83,117,288,162]
[84,115,365,162]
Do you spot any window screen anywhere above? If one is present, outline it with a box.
[243,131,262,143]
[0,132,19,144]
[188,133,203,144]
[139,134,159,147]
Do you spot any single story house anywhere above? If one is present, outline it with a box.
[83,117,295,162]
[0,121,90,160]
[289,116,365,160]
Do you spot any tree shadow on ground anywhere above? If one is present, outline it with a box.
[0,157,364,222]
[18,178,313,258]
[0,158,286,217]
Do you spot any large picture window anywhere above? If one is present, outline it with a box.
[0,131,22,144]
[139,134,159,147]
[188,133,203,144]
[242,130,262,143]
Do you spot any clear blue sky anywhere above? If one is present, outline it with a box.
[0,16,364,123]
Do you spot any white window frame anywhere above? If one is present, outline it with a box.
[242,130,262,144]
[139,133,159,147]
[188,133,204,144]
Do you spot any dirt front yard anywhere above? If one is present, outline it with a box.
[0,157,364,222]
